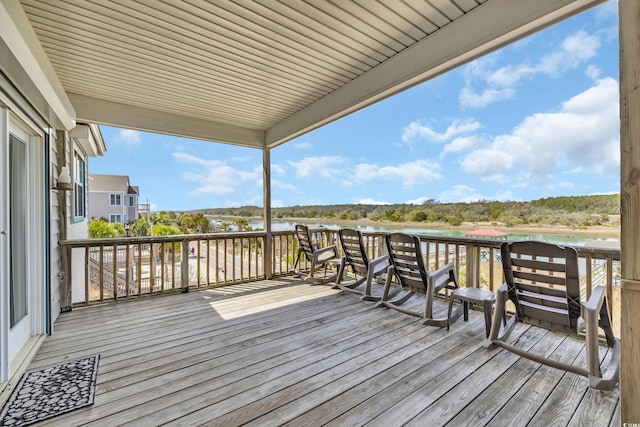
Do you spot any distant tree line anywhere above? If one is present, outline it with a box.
[194,194,620,229]
[88,212,258,238]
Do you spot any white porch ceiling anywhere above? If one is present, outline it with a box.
[19,0,605,149]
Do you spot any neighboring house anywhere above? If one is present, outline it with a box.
[88,174,139,224]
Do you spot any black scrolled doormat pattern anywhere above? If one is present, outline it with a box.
[0,354,100,427]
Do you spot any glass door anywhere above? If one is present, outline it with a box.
[7,132,30,357]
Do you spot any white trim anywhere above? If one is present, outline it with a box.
[27,131,46,337]
[0,106,9,384]
[69,92,264,148]
[0,108,46,385]
[0,0,75,129]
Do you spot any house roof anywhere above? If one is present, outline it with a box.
[464,227,509,238]
[88,174,131,192]
[13,0,606,149]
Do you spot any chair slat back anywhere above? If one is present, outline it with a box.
[501,240,581,334]
[386,233,428,294]
[295,224,317,259]
[339,229,369,277]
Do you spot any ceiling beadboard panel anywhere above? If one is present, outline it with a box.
[18,0,605,148]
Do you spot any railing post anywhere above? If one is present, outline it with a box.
[181,238,189,292]
[465,244,479,288]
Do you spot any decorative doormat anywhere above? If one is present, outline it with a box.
[0,354,100,427]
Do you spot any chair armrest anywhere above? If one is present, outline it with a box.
[368,253,390,277]
[429,262,455,280]
[369,253,389,268]
[582,285,606,314]
[314,245,338,263]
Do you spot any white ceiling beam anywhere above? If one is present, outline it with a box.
[0,0,75,129]
[68,93,265,149]
[265,0,605,148]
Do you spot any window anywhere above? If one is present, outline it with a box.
[110,194,121,206]
[110,214,122,223]
[129,195,135,207]
[73,153,86,219]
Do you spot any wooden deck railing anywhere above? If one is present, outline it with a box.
[60,228,621,333]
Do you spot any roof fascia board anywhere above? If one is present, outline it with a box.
[69,92,265,149]
[265,0,605,148]
[0,0,75,129]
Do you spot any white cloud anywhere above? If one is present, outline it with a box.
[437,186,518,203]
[549,181,576,190]
[121,129,141,143]
[293,141,313,149]
[537,30,600,77]
[458,87,515,108]
[460,78,619,183]
[460,30,603,108]
[438,185,480,203]
[377,160,442,188]
[288,156,347,179]
[401,119,482,144]
[405,196,436,205]
[586,65,602,80]
[272,179,297,191]
[347,160,443,188]
[172,152,261,197]
[271,163,287,176]
[355,198,390,205]
[441,135,485,157]
[352,163,380,184]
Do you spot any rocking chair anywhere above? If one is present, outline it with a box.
[333,228,389,301]
[484,240,620,390]
[377,233,463,327]
[293,224,339,284]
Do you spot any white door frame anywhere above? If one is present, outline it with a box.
[0,106,46,383]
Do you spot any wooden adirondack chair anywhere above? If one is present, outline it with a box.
[484,240,620,390]
[293,224,339,284]
[377,232,463,327]
[333,228,389,301]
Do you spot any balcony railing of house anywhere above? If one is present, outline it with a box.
[60,228,621,334]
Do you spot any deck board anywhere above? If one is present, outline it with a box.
[25,277,619,426]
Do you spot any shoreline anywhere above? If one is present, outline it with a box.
[210,215,621,239]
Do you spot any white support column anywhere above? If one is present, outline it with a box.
[263,148,272,279]
[619,0,640,422]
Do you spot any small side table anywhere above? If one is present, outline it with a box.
[447,287,496,337]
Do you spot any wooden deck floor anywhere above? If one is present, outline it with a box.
[29,277,619,426]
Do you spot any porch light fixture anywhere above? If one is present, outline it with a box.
[54,166,73,191]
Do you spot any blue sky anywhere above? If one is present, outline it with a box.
[91,1,620,212]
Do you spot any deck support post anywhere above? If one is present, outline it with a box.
[55,129,72,311]
[263,148,273,279]
[619,0,640,422]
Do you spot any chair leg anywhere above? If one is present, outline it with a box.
[332,258,347,289]
[484,287,514,348]
[375,268,395,307]
[447,295,456,331]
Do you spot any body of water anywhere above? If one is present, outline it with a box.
[247,219,619,248]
